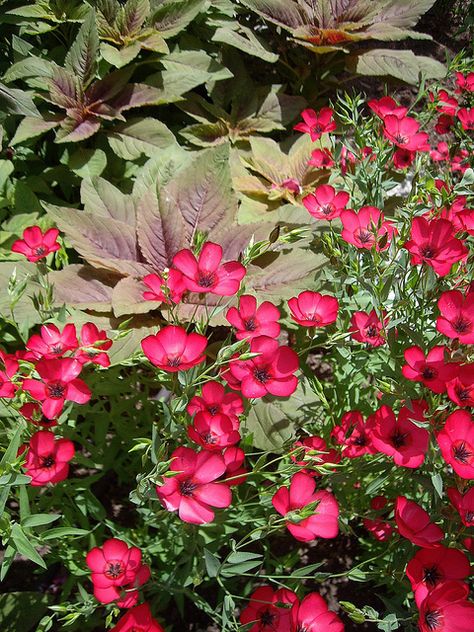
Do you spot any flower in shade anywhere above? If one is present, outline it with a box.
[446,364,474,408]
[86,538,150,607]
[187,381,243,422]
[156,447,232,524]
[363,517,393,542]
[308,148,334,168]
[435,114,454,135]
[111,603,164,632]
[437,410,474,480]
[26,323,78,360]
[224,336,299,398]
[288,291,338,328]
[240,586,297,632]
[371,404,429,469]
[447,487,474,527]
[340,206,395,251]
[22,358,91,419]
[294,107,336,141]
[404,217,468,277]
[393,148,416,169]
[418,581,474,632]
[302,184,349,221]
[437,290,474,344]
[222,446,247,486]
[291,436,341,475]
[187,412,240,451]
[350,309,386,347]
[402,346,456,394]
[383,115,429,151]
[142,269,186,304]
[272,472,339,542]
[431,141,450,162]
[19,402,57,428]
[11,226,60,262]
[75,323,112,368]
[226,295,280,341]
[433,89,459,115]
[395,496,444,548]
[331,410,377,458]
[0,349,19,399]
[20,430,74,486]
[141,325,207,373]
[172,242,246,296]
[457,108,474,131]
[406,546,471,606]
[290,592,344,632]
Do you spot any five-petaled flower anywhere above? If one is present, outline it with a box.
[141,325,207,373]
[226,295,280,341]
[20,430,75,486]
[11,226,60,262]
[294,107,336,141]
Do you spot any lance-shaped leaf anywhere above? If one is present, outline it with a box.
[0,83,40,117]
[65,9,99,86]
[10,115,61,145]
[151,0,206,38]
[211,20,279,63]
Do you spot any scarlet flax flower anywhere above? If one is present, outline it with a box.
[11,226,60,262]
[447,487,474,527]
[294,107,336,141]
[340,206,395,251]
[156,447,232,524]
[187,412,240,451]
[142,269,186,304]
[308,148,334,168]
[437,290,474,344]
[368,96,408,119]
[290,593,344,632]
[75,323,112,368]
[418,580,474,632]
[291,436,341,475]
[111,603,164,632]
[26,324,78,359]
[331,410,376,458]
[226,295,280,340]
[272,472,339,542]
[350,309,386,347]
[20,430,74,486]
[447,364,474,407]
[288,291,339,328]
[187,381,243,421]
[383,115,429,151]
[402,346,456,394]
[0,349,19,398]
[302,184,349,221]
[395,496,444,548]
[437,410,474,479]
[141,325,207,372]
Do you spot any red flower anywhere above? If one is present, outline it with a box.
[294,107,336,141]
[290,593,344,632]
[222,446,247,485]
[456,71,474,93]
[434,90,459,115]
[393,148,415,169]
[187,411,240,450]
[11,226,60,262]
[340,206,395,251]
[156,447,232,524]
[111,603,164,632]
[447,364,474,407]
[302,184,349,221]
[437,410,474,479]
[331,410,376,458]
[291,436,341,475]
[19,402,57,428]
[141,325,207,372]
[0,349,18,398]
[26,324,78,359]
[371,404,429,469]
[437,290,474,344]
[457,108,474,131]
[288,291,338,328]
[187,381,243,421]
[308,148,334,169]
[142,270,186,304]
[86,538,150,607]
[350,309,386,347]
[226,295,281,340]
[75,323,112,367]
[395,496,444,548]
[20,430,74,486]
[172,242,246,296]
[22,358,91,419]
[383,115,429,151]
[447,487,474,527]
[406,546,471,607]
[368,96,408,119]
[404,217,468,276]
[435,114,455,135]
[418,581,474,632]
[240,586,297,632]
[225,336,299,398]
[272,472,339,542]
[363,517,393,542]
[430,141,450,162]
[402,346,456,394]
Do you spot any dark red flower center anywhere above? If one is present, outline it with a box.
[40,455,55,468]
[452,316,472,334]
[420,245,437,259]
[244,318,257,332]
[465,510,474,523]
[51,344,64,354]
[179,478,198,497]
[424,609,441,630]
[452,440,474,464]
[394,134,409,145]
[321,203,335,216]
[312,123,323,135]
[167,356,182,368]
[254,367,271,384]
[104,560,125,580]
[202,432,216,445]
[34,246,47,256]
[197,271,217,288]
[421,366,437,380]
[207,405,219,416]
[365,325,379,338]
[423,565,442,586]
[390,430,408,449]
[355,229,373,245]
[456,387,472,402]
[46,382,66,399]
[353,433,368,447]
[260,609,277,626]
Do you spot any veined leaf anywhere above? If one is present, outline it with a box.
[107,117,176,160]
[347,49,446,84]
[80,177,136,225]
[0,83,40,117]
[65,9,99,86]
[151,0,206,38]
[10,116,60,146]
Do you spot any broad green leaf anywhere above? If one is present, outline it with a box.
[0,83,40,117]
[10,116,60,146]
[81,177,136,224]
[211,23,279,63]
[10,524,46,568]
[239,0,304,30]
[101,41,142,67]
[111,276,161,317]
[65,9,99,86]
[48,265,115,312]
[108,117,176,160]
[346,49,446,84]
[67,148,107,178]
[151,0,206,38]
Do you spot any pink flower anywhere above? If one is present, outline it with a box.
[456,71,474,93]
[368,96,408,119]
[393,148,415,169]
[20,430,74,486]
[240,586,297,632]
[187,412,240,450]
[404,216,468,276]
[22,358,91,419]
[418,581,474,632]
[402,346,456,394]
[430,141,450,162]
[288,291,338,327]
[156,447,232,524]
[75,323,112,367]
[395,496,444,548]
[437,290,474,344]
[225,336,299,398]
[111,603,164,632]
[222,446,247,486]
[406,546,471,607]
[294,107,336,141]
[363,517,393,542]
[0,349,19,398]
[142,269,186,304]
[383,115,429,151]
[272,472,339,542]
[86,538,150,607]
[457,108,474,131]
[371,404,429,469]
[308,148,334,168]
[435,114,454,134]
[340,206,395,251]
[437,410,474,480]
[331,410,376,458]
[187,381,243,421]
[447,487,474,527]
[302,184,349,221]
[141,325,207,372]
[290,593,344,632]
[19,402,57,428]
[434,89,459,115]
[11,226,60,262]
[447,364,474,407]
[350,309,386,347]
[226,295,280,340]
[26,324,78,359]
[172,242,246,296]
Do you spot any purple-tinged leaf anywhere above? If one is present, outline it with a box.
[107,117,176,160]
[80,177,136,225]
[55,116,101,143]
[86,67,134,104]
[122,0,149,34]
[65,9,99,86]
[110,82,172,111]
[48,68,80,109]
[10,115,61,146]
[112,276,161,317]
[49,265,116,312]
[151,0,206,38]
